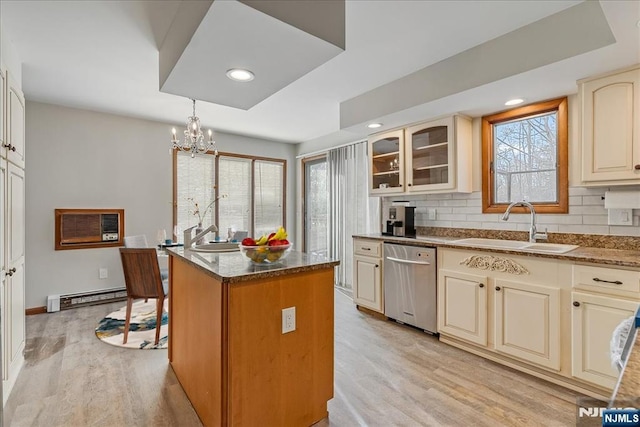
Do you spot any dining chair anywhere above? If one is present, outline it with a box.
[119,248,168,345]
[124,234,169,280]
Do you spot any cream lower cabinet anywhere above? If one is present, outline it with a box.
[353,239,383,313]
[438,269,487,345]
[438,248,567,374]
[494,279,561,370]
[571,292,638,389]
[3,162,25,401]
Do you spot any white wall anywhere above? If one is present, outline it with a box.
[0,26,22,87]
[25,101,296,309]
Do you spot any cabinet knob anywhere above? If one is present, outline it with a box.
[495,286,501,291]
[573,301,580,307]
[375,264,379,268]
[478,283,484,288]
[407,183,412,187]
[635,165,640,170]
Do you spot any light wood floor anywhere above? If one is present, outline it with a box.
[4,290,583,426]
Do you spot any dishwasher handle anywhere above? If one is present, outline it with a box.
[386,256,431,266]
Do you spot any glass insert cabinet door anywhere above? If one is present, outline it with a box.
[405,117,454,191]
[368,129,404,194]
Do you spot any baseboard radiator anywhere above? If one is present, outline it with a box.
[51,288,128,311]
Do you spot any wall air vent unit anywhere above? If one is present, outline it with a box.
[55,208,125,250]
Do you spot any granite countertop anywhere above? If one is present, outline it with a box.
[353,233,640,268]
[167,247,339,284]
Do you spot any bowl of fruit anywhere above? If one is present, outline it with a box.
[240,227,291,265]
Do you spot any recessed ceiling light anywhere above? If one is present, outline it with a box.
[367,123,383,129]
[505,98,524,106]
[226,68,255,82]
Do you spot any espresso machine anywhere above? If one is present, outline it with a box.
[383,206,416,237]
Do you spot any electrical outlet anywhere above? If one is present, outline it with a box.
[427,208,437,220]
[99,268,108,279]
[282,307,296,334]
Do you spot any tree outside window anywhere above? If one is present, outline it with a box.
[482,97,568,214]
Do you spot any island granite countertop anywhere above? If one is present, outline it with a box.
[353,233,640,268]
[167,247,339,284]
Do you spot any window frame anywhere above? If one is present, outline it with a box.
[481,97,568,214]
[173,150,287,239]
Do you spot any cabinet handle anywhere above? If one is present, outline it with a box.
[495,286,501,291]
[10,145,16,152]
[478,283,484,288]
[6,268,16,277]
[592,277,623,285]
[573,301,580,307]
[361,247,371,251]
[635,165,640,170]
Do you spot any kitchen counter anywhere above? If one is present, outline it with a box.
[167,248,338,426]
[167,247,339,283]
[353,233,640,268]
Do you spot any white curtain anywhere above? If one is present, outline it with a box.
[329,142,380,288]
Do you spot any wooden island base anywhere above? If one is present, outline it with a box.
[169,255,335,426]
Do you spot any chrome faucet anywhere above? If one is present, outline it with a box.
[183,224,218,248]
[501,201,548,243]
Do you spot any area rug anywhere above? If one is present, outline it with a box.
[95,298,168,350]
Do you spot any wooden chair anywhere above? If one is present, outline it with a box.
[124,234,169,281]
[119,248,168,345]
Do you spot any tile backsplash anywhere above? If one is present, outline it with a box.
[384,186,640,237]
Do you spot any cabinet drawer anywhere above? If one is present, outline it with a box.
[354,240,381,257]
[573,264,640,294]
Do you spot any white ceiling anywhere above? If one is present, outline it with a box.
[0,1,638,148]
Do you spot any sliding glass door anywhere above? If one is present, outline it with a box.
[303,156,328,256]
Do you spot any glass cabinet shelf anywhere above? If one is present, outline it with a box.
[414,142,448,151]
[415,163,448,171]
[372,151,400,159]
[373,171,400,176]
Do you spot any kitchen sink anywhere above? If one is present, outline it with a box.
[453,238,530,249]
[453,238,578,254]
[521,243,579,253]
[188,242,240,253]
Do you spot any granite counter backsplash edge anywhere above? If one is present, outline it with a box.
[417,227,640,251]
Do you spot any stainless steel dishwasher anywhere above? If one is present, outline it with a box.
[383,243,437,334]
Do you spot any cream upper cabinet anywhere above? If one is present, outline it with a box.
[494,279,561,370]
[580,65,640,184]
[405,116,472,193]
[7,71,25,169]
[438,268,488,345]
[0,64,6,155]
[352,239,383,313]
[571,291,638,389]
[368,130,405,195]
[368,115,472,196]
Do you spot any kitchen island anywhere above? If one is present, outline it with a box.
[166,248,339,427]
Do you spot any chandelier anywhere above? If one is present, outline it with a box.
[171,99,217,157]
